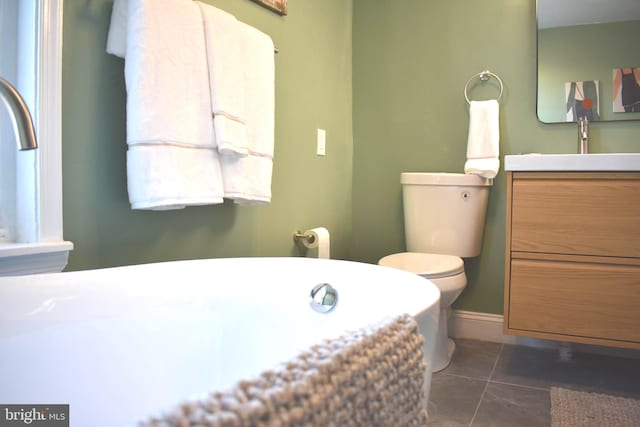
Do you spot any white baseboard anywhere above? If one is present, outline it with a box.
[449,309,640,359]
[448,310,509,344]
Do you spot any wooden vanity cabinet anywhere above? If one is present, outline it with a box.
[504,172,640,349]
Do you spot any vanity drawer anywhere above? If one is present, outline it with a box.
[508,258,640,344]
[510,172,640,258]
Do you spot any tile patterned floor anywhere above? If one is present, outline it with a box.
[427,339,640,426]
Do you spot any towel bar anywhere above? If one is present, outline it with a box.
[464,70,503,104]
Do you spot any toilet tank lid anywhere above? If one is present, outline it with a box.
[378,252,464,278]
[401,172,492,186]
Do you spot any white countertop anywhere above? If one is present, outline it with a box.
[505,153,640,171]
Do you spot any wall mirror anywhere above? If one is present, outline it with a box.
[537,0,640,123]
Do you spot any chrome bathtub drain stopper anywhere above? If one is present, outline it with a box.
[309,283,338,313]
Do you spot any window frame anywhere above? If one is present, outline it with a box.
[0,0,73,276]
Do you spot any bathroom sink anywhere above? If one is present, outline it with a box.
[505,153,640,171]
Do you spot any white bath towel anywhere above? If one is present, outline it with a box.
[215,20,275,204]
[127,145,224,210]
[464,100,500,179]
[106,0,127,58]
[219,153,273,205]
[238,21,275,158]
[197,2,248,156]
[124,0,214,149]
[107,0,225,209]
[197,2,275,204]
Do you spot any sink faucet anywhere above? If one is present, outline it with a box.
[578,117,589,154]
[0,77,38,150]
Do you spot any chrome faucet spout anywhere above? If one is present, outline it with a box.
[578,117,589,154]
[0,77,38,150]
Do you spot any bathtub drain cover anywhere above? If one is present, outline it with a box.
[309,283,338,313]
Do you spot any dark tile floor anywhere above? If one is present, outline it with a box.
[427,339,640,426]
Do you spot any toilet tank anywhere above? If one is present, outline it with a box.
[401,173,492,258]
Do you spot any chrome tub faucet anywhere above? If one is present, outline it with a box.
[0,77,38,151]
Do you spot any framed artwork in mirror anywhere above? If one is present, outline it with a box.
[565,80,600,122]
[250,0,287,15]
[613,67,640,113]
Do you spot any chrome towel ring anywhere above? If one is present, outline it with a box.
[464,70,504,104]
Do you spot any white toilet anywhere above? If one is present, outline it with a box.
[378,172,492,372]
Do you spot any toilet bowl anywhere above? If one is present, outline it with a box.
[378,172,492,372]
[379,252,466,372]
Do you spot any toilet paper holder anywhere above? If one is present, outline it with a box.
[293,230,316,245]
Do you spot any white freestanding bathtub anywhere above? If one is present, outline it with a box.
[0,257,440,426]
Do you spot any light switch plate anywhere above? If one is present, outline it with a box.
[316,128,326,156]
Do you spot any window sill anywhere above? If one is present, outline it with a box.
[0,241,73,276]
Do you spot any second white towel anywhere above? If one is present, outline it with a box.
[197,2,249,156]
[199,3,276,205]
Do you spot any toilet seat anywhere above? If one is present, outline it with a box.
[378,252,464,279]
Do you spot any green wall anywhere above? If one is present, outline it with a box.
[62,0,353,269]
[351,0,640,314]
[63,0,640,315]
[538,20,640,122]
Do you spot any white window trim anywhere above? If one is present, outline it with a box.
[0,0,73,276]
